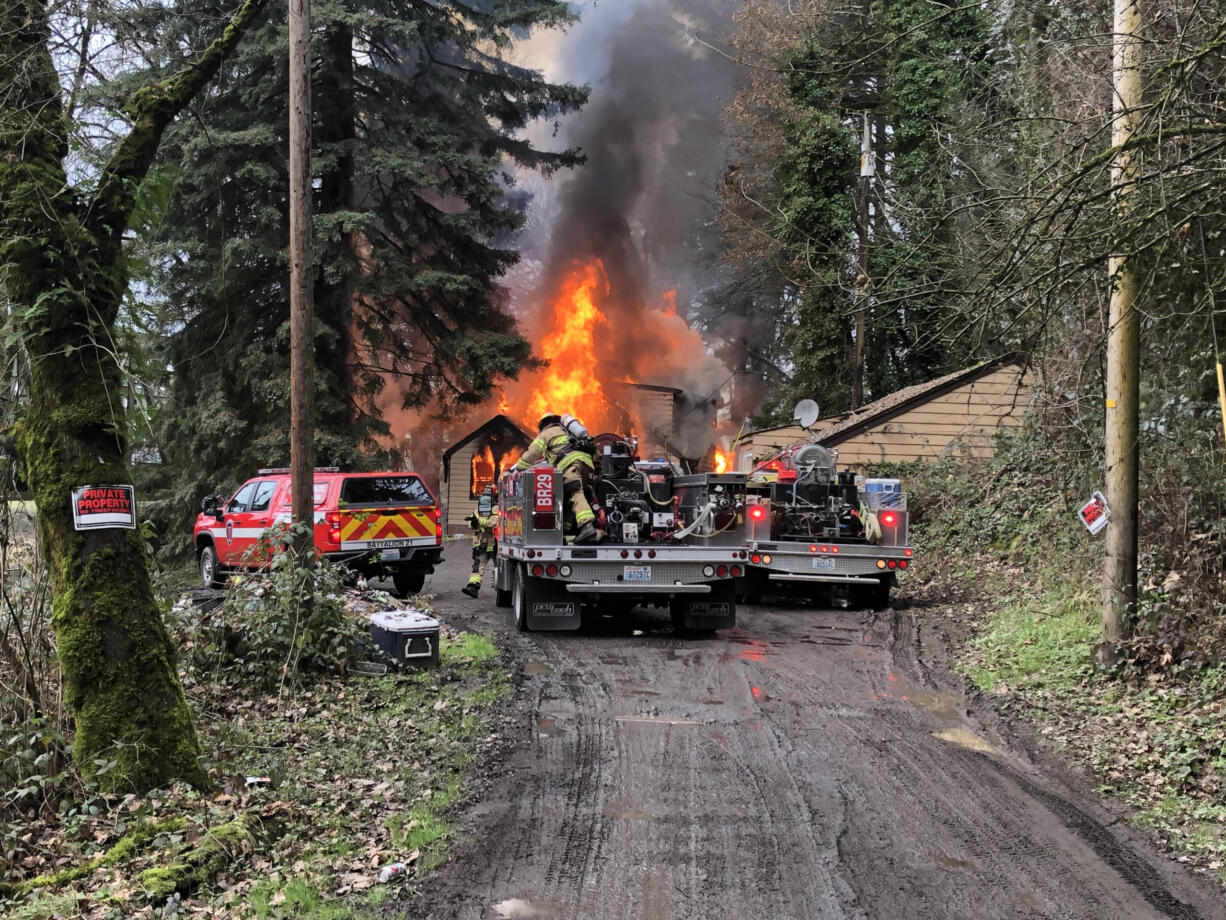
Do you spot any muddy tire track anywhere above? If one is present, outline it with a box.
[415,553,1225,920]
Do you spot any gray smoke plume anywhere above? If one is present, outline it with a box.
[502,0,741,459]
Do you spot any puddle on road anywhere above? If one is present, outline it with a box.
[907,691,962,721]
[933,853,976,871]
[537,717,566,737]
[602,797,651,820]
[523,660,552,675]
[491,898,562,919]
[932,727,997,755]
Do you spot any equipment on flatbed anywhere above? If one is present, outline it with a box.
[493,436,749,634]
[740,406,913,609]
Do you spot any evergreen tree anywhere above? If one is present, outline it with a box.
[721,0,993,420]
[774,39,857,417]
[129,0,585,539]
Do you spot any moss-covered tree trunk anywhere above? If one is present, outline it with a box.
[0,0,266,792]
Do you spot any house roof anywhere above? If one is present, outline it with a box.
[441,414,532,482]
[746,354,1027,446]
[820,355,1027,447]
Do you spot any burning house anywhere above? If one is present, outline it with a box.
[439,380,720,532]
[439,415,530,533]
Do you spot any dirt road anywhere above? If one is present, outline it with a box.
[409,547,1225,920]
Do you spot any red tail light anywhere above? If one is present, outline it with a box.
[546,564,558,577]
[326,512,341,525]
[328,528,341,544]
[887,559,897,569]
[532,512,556,530]
[881,511,898,527]
[751,554,761,564]
[716,565,728,577]
[731,565,742,577]
[531,564,544,576]
[899,560,908,569]
[749,505,766,521]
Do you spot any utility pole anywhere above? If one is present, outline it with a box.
[1101,0,1142,648]
[288,0,314,556]
[852,111,873,410]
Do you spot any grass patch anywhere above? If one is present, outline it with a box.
[962,587,1099,693]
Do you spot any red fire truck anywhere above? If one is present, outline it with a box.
[193,468,443,596]
[492,438,750,633]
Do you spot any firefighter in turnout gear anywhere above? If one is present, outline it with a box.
[462,486,499,598]
[515,412,599,544]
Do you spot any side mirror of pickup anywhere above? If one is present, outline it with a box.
[202,495,219,518]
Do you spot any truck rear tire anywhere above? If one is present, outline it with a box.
[512,565,529,632]
[392,570,426,597]
[862,578,891,611]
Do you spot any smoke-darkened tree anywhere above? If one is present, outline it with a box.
[113,0,585,542]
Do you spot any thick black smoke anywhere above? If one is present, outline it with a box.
[507,0,741,456]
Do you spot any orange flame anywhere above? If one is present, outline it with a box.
[713,448,730,474]
[525,261,613,430]
[471,445,496,496]
[472,443,523,496]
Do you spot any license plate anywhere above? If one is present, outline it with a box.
[380,548,401,560]
[371,538,411,549]
[623,565,652,583]
[812,556,836,570]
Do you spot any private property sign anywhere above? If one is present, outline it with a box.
[71,485,136,531]
[1077,490,1110,535]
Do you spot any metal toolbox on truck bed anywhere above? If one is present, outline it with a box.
[369,609,440,667]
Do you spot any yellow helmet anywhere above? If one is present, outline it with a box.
[538,413,561,431]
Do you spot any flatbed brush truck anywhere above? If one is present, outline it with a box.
[739,440,913,609]
[493,440,750,633]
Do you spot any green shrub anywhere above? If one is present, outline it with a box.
[176,531,372,690]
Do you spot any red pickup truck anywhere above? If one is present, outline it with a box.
[193,468,443,596]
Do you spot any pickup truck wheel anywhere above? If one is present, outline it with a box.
[392,570,426,597]
[199,544,224,589]
[512,565,530,632]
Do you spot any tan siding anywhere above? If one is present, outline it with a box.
[444,443,479,533]
[634,390,678,453]
[742,425,818,459]
[832,366,1034,469]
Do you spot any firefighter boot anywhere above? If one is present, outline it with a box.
[462,574,481,598]
[574,523,599,544]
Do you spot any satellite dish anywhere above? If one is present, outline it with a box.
[793,399,820,429]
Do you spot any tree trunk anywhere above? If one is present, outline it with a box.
[0,0,266,791]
